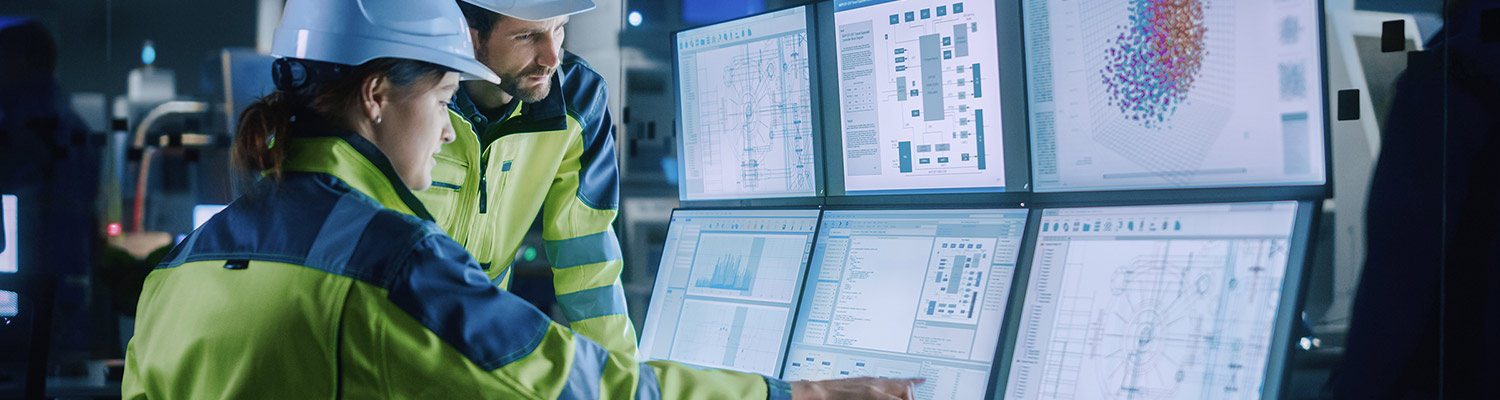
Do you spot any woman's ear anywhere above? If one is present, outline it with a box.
[361,73,390,124]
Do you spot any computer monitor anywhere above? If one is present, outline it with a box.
[674,6,822,201]
[1004,202,1307,399]
[193,204,228,230]
[2,194,18,317]
[782,209,1028,399]
[829,0,1013,195]
[639,209,822,376]
[1,195,15,273]
[1025,0,1326,192]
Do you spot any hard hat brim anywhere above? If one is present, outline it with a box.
[451,57,502,84]
[463,0,595,21]
[273,28,500,84]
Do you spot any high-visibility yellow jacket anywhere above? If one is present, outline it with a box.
[122,116,789,399]
[414,52,637,355]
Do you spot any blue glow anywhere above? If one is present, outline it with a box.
[0,16,33,31]
[141,40,156,66]
[661,156,679,186]
[681,0,764,24]
[628,11,643,26]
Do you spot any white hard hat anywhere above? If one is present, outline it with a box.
[460,0,596,21]
[272,0,500,83]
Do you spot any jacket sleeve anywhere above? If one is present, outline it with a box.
[377,234,791,400]
[541,60,639,356]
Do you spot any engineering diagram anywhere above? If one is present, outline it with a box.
[881,5,990,175]
[1039,239,1287,399]
[685,32,816,196]
[917,238,996,324]
[836,0,1007,191]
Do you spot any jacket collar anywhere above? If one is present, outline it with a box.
[278,113,436,221]
[450,71,569,137]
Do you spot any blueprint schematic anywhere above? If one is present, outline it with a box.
[677,7,818,201]
[834,0,1009,194]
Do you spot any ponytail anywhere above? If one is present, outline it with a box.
[232,91,293,178]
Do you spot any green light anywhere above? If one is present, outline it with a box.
[523,247,537,262]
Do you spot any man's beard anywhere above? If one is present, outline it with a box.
[498,64,556,103]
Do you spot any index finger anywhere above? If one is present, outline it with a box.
[884,378,925,397]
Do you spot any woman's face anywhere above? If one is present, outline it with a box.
[370,72,460,191]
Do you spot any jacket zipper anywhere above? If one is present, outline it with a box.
[478,156,488,215]
[476,120,490,215]
[479,175,488,214]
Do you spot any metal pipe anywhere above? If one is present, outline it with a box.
[133,148,156,233]
[131,101,208,149]
[129,100,207,232]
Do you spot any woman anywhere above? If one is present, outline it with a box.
[123,0,920,398]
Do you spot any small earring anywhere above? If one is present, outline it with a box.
[375,116,382,125]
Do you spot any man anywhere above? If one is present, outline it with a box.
[413,0,637,356]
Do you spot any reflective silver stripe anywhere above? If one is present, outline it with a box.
[545,230,622,269]
[557,284,628,322]
[557,333,609,400]
[634,363,661,400]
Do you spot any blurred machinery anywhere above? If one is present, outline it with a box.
[80,42,278,359]
[109,45,276,239]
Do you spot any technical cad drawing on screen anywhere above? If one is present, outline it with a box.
[676,7,818,200]
[639,209,821,376]
[1025,0,1325,191]
[834,0,1008,194]
[783,209,1026,400]
[1007,202,1299,400]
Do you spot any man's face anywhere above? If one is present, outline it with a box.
[473,15,568,103]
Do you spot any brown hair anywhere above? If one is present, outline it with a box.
[232,58,449,178]
[458,1,505,44]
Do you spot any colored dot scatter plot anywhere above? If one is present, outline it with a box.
[1101,0,1208,129]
